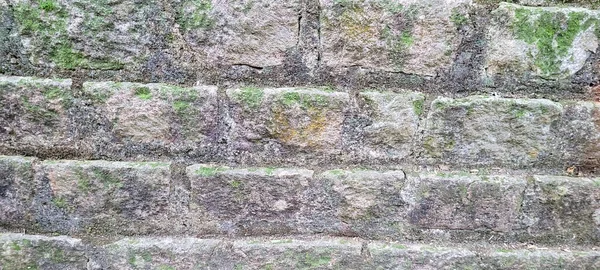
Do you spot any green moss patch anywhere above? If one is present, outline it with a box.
[13,1,123,70]
[195,166,226,177]
[134,87,152,100]
[513,8,598,77]
[279,91,330,109]
[235,87,264,109]
[177,0,214,32]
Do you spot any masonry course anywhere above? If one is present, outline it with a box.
[2,1,600,269]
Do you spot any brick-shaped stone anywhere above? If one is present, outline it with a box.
[34,160,171,235]
[358,91,424,160]
[485,3,600,80]
[303,169,406,238]
[0,233,89,270]
[227,87,349,163]
[7,0,170,73]
[403,173,527,232]
[555,102,600,172]
[83,81,218,156]
[0,156,36,228]
[0,76,74,155]
[180,0,301,68]
[320,0,470,75]
[519,175,600,244]
[421,96,563,167]
[187,164,314,235]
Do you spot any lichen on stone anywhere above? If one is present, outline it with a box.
[512,7,598,77]
[12,0,123,70]
[177,0,214,32]
[235,87,264,109]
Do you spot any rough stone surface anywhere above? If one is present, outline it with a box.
[33,160,171,235]
[187,164,314,235]
[485,3,600,81]
[518,175,600,244]
[403,173,527,232]
[320,0,471,76]
[0,233,89,270]
[1,157,599,244]
[0,156,36,229]
[304,169,407,238]
[82,81,219,159]
[556,102,600,173]
[3,233,600,270]
[0,76,75,156]
[421,96,563,168]
[226,87,350,165]
[357,91,424,161]
[177,0,301,68]
[1,0,303,83]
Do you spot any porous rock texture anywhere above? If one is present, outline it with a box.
[2,0,600,269]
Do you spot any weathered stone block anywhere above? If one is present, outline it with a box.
[99,237,223,270]
[179,0,301,68]
[187,164,314,235]
[555,102,600,172]
[226,87,349,163]
[485,3,600,80]
[83,81,218,157]
[302,169,406,238]
[0,233,89,270]
[0,76,74,155]
[34,160,171,235]
[421,96,563,167]
[519,175,600,244]
[481,249,600,270]
[7,0,169,72]
[358,91,424,160]
[320,0,471,75]
[369,243,480,269]
[403,173,527,232]
[0,156,36,228]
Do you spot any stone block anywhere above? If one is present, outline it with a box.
[33,160,171,235]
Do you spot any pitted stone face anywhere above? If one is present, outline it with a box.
[226,87,350,162]
[320,0,471,75]
[34,160,172,235]
[0,76,74,154]
[485,3,600,80]
[421,96,564,167]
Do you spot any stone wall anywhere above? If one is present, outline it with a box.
[2,0,600,269]
[1,0,599,96]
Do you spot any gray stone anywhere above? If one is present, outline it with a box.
[403,173,527,232]
[320,0,471,76]
[226,87,350,164]
[484,3,600,80]
[358,91,424,161]
[6,0,168,72]
[177,0,301,68]
[187,164,314,235]
[99,237,223,270]
[0,156,36,229]
[82,81,218,157]
[518,175,600,244]
[33,160,172,235]
[421,96,563,167]
[304,169,407,238]
[0,233,89,270]
[555,102,600,172]
[480,249,600,270]
[0,76,75,156]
